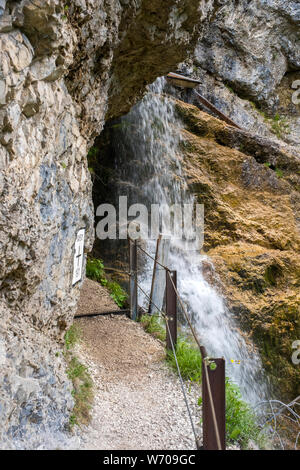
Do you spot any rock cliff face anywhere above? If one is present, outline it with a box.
[0,0,299,448]
[0,0,212,448]
[181,0,300,398]
[184,0,300,148]
[176,100,300,399]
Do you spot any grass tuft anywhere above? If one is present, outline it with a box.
[140,315,262,448]
[225,377,262,448]
[167,338,202,382]
[86,258,106,283]
[86,257,128,308]
[64,324,93,428]
[140,314,166,342]
[64,324,82,350]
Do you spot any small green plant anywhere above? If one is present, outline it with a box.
[140,314,166,342]
[66,356,93,427]
[263,162,284,178]
[64,324,82,350]
[64,324,93,428]
[86,258,128,308]
[61,162,67,169]
[67,356,87,381]
[270,115,290,139]
[86,258,106,283]
[225,378,261,448]
[275,168,284,178]
[107,280,128,308]
[167,338,202,382]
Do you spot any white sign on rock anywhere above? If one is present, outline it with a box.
[72,228,85,286]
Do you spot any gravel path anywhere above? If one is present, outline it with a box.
[76,278,121,316]
[76,313,202,450]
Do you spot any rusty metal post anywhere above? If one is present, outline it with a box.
[129,239,138,321]
[166,270,177,350]
[202,357,226,450]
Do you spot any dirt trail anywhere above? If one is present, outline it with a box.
[75,279,201,450]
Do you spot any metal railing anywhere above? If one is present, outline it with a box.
[128,237,226,450]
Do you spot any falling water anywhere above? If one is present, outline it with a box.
[110,77,269,404]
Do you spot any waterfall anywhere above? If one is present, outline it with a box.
[110,77,269,405]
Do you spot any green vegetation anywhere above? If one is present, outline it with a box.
[167,338,202,382]
[249,102,290,138]
[64,324,93,428]
[107,281,128,308]
[87,146,98,160]
[67,357,93,427]
[225,378,261,448]
[275,168,284,178]
[61,3,70,21]
[140,314,166,342]
[86,257,128,308]
[263,161,284,178]
[65,323,82,351]
[140,316,263,449]
[86,258,106,283]
[86,145,99,176]
[270,114,290,139]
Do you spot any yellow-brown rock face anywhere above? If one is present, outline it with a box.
[177,101,300,399]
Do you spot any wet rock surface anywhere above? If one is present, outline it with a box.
[176,100,300,399]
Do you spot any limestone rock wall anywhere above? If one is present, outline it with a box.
[176,100,300,399]
[0,0,212,448]
[184,0,300,147]
[0,0,94,448]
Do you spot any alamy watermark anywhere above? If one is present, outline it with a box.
[292,340,300,365]
[95,196,204,248]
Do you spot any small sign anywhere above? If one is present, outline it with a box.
[72,228,85,286]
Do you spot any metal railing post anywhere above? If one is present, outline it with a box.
[166,270,177,350]
[202,357,226,450]
[129,238,138,321]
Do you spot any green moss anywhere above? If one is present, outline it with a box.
[225,83,234,94]
[270,115,290,139]
[255,302,300,398]
[275,168,284,178]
